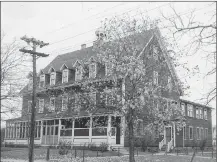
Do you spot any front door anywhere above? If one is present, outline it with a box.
[165,127,172,144]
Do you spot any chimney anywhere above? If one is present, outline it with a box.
[81,44,86,49]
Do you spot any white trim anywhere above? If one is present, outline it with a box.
[49,97,55,112]
[38,99,44,113]
[137,35,154,58]
[183,126,187,140]
[75,65,83,81]
[60,63,69,71]
[62,69,69,83]
[73,60,82,68]
[61,96,68,111]
[189,126,193,140]
[48,67,55,73]
[89,63,97,78]
[88,56,96,62]
[50,72,56,86]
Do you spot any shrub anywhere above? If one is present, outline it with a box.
[199,139,207,151]
[99,142,108,152]
[58,140,72,155]
[141,135,156,152]
[88,142,97,151]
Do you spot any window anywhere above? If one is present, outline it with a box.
[201,128,204,139]
[105,63,113,76]
[62,96,68,111]
[49,98,55,112]
[187,104,193,117]
[89,63,96,78]
[39,75,45,87]
[153,71,158,85]
[28,101,32,113]
[197,127,200,140]
[199,108,203,119]
[183,126,187,139]
[62,69,68,83]
[106,89,115,106]
[196,108,199,119]
[189,126,193,140]
[38,99,44,113]
[75,66,83,81]
[204,109,207,120]
[168,76,172,91]
[50,72,56,85]
[153,46,158,60]
[181,103,185,116]
[205,128,208,138]
[89,92,96,105]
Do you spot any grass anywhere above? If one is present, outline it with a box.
[1,147,119,160]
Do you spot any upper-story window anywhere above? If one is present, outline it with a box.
[39,75,45,88]
[62,69,68,83]
[187,104,193,117]
[75,66,83,81]
[105,63,113,76]
[62,96,68,111]
[153,71,158,85]
[50,72,56,86]
[153,45,159,60]
[196,107,199,119]
[89,63,96,78]
[168,76,172,91]
[197,127,200,139]
[199,108,203,119]
[204,108,207,120]
[181,102,185,116]
[38,99,44,113]
[28,101,32,113]
[49,98,55,112]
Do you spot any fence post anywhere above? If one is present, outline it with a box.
[46,146,50,161]
[83,147,84,162]
[212,147,213,158]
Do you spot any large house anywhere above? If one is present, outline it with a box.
[4,28,213,151]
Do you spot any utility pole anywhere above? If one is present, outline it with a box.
[20,36,49,162]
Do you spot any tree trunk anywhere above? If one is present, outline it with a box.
[128,107,135,162]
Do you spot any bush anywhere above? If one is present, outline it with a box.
[58,140,72,155]
[141,135,156,152]
[199,139,207,151]
[88,142,97,151]
[99,142,108,152]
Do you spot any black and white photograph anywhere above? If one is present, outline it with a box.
[1,1,216,162]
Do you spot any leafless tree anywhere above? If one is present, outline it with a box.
[1,32,30,119]
[160,3,216,105]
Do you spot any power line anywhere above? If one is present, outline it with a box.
[48,4,210,54]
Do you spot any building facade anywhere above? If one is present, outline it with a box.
[4,29,213,150]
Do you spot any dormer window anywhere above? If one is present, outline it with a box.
[153,45,159,60]
[89,63,96,78]
[105,63,113,76]
[50,72,56,86]
[62,69,68,83]
[75,66,83,81]
[153,71,158,85]
[39,75,45,87]
[168,76,172,91]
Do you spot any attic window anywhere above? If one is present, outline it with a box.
[153,46,159,60]
[50,72,56,86]
[62,69,68,83]
[39,75,45,88]
[75,66,83,81]
[89,63,96,78]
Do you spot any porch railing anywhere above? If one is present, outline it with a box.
[159,138,165,150]
[167,138,173,152]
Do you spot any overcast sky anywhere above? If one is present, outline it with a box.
[2,2,216,126]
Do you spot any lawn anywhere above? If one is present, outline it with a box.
[1,147,119,160]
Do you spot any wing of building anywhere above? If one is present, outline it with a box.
[4,28,213,150]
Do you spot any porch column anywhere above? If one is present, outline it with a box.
[40,121,43,144]
[120,116,125,145]
[173,122,176,147]
[107,115,111,146]
[58,119,61,144]
[72,119,75,144]
[89,114,92,143]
